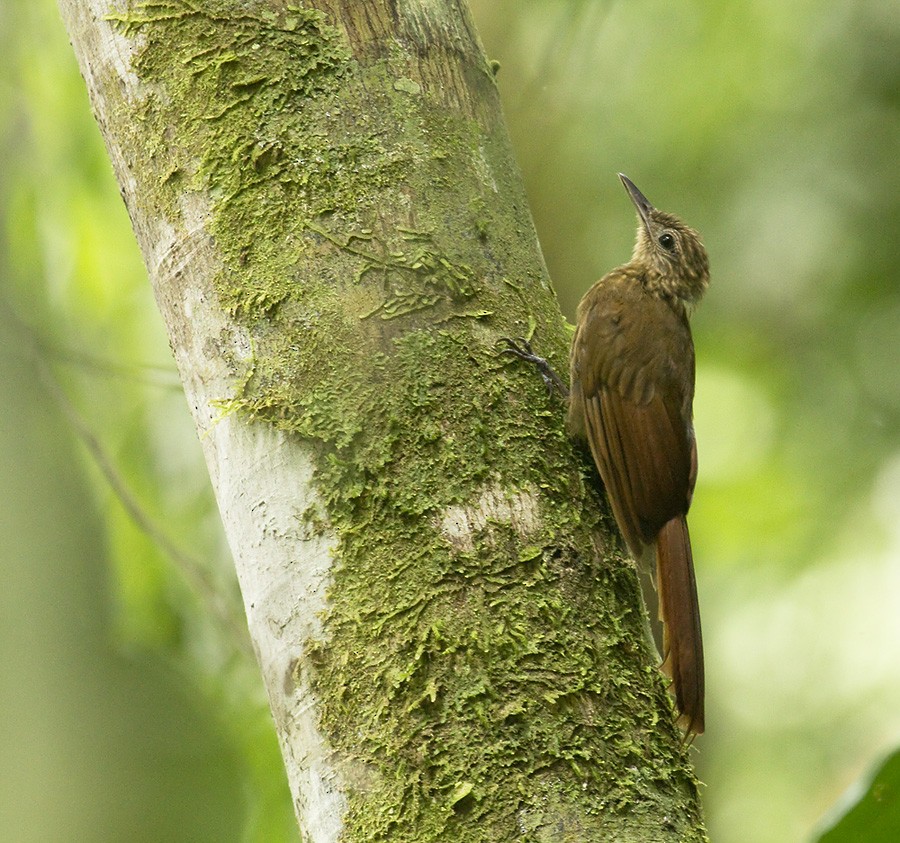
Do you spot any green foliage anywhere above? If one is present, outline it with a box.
[816,750,900,843]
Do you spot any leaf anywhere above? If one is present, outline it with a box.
[815,749,900,842]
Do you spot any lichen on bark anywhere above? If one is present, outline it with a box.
[104,1,706,839]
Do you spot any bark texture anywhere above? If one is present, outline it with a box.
[57,0,707,840]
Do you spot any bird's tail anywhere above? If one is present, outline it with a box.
[656,515,705,735]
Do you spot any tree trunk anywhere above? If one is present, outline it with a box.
[57,1,707,840]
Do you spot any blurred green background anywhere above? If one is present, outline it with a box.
[1,1,897,841]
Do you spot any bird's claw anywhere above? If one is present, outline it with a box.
[498,336,539,362]
[497,336,568,398]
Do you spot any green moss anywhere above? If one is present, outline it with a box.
[110,2,705,839]
[108,0,362,315]
[225,325,704,840]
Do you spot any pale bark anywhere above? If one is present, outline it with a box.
[57,1,707,840]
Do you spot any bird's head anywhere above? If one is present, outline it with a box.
[619,173,709,304]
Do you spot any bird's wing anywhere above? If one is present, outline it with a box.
[572,282,695,555]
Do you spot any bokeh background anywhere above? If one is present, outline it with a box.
[1,1,898,841]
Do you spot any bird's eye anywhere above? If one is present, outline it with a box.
[658,232,676,251]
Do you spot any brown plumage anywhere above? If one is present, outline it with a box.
[568,174,709,735]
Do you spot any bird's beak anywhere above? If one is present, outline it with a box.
[618,173,654,231]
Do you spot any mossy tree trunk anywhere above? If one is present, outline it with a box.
[58,0,707,840]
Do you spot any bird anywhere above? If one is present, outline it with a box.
[504,173,710,735]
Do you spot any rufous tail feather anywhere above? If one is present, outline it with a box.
[656,515,704,735]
